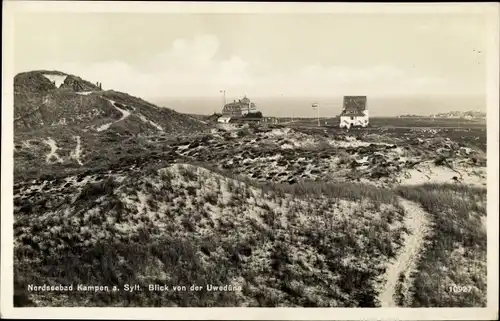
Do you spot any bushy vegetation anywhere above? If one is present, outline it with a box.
[12,72,488,308]
[14,163,408,307]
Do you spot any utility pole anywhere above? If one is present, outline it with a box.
[219,90,226,114]
[312,102,320,126]
[317,103,320,126]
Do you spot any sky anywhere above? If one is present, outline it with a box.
[12,8,491,113]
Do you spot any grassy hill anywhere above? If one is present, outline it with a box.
[12,71,488,308]
[14,163,409,307]
[14,70,208,134]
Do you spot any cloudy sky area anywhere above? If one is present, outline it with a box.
[13,11,489,113]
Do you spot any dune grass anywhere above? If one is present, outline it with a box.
[14,163,409,307]
[395,183,487,307]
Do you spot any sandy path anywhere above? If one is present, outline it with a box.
[70,135,83,165]
[378,197,431,307]
[96,99,131,132]
[44,137,63,164]
[109,100,131,122]
[138,113,163,131]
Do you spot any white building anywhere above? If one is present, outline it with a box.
[339,96,369,129]
[221,96,257,117]
[217,116,232,123]
[218,95,260,123]
[239,96,257,115]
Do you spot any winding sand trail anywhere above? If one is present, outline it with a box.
[71,135,83,165]
[96,99,131,132]
[378,197,431,307]
[44,137,63,164]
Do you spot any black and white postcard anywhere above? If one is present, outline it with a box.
[1,1,499,320]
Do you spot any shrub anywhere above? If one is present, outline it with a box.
[204,192,218,206]
[78,178,117,201]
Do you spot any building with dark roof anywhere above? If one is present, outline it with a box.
[219,95,259,122]
[339,96,369,129]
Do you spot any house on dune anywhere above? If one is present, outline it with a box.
[218,95,261,123]
[339,96,369,129]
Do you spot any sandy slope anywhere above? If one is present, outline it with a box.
[378,197,431,307]
[77,94,163,132]
[397,161,486,188]
[42,74,67,88]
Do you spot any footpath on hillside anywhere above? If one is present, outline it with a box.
[378,197,431,307]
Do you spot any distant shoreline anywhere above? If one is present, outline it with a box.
[153,95,486,118]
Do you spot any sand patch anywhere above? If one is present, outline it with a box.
[42,74,67,88]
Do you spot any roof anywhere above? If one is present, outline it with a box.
[224,96,252,108]
[341,96,367,116]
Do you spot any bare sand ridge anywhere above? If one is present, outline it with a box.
[41,74,67,88]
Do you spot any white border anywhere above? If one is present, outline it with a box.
[2,2,499,320]
[2,1,498,14]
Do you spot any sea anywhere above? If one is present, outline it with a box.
[150,95,486,118]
